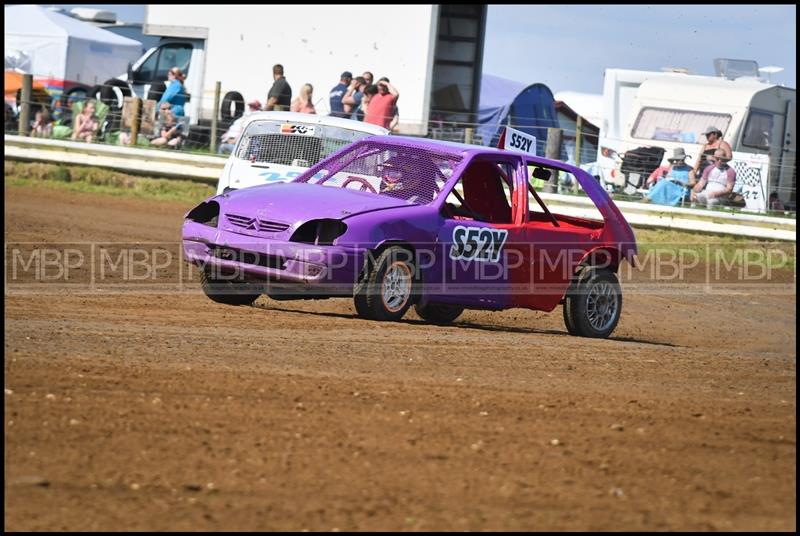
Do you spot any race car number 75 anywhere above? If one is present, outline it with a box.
[449,225,508,263]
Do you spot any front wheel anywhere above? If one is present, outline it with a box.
[353,247,416,321]
[563,267,622,338]
[200,269,260,306]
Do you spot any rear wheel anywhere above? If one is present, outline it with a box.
[562,266,621,338]
[353,247,416,321]
[200,269,259,306]
[415,302,463,325]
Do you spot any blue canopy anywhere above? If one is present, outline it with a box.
[478,74,560,154]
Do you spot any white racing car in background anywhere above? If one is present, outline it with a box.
[216,111,389,194]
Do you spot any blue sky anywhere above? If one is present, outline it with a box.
[40,4,797,94]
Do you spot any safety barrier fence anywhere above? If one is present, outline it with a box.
[5,134,795,242]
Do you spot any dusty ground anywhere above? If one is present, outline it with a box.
[4,185,796,531]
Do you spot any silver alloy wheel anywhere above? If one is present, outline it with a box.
[586,280,619,332]
[381,261,412,312]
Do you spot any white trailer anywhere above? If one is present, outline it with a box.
[100,5,486,143]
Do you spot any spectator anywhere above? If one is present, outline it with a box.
[364,77,399,129]
[642,147,694,206]
[265,64,292,111]
[150,103,185,148]
[362,71,374,87]
[360,84,379,121]
[4,102,17,132]
[158,67,187,117]
[691,148,736,208]
[291,84,317,114]
[690,125,733,183]
[342,76,367,120]
[769,192,785,211]
[328,71,352,118]
[71,100,99,143]
[218,99,261,155]
[31,107,53,138]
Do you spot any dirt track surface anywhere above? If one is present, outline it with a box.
[4,185,796,531]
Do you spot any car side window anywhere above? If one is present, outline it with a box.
[444,160,515,224]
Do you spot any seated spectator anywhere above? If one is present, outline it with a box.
[71,100,99,143]
[30,107,53,138]
[364,77,399,129]
[291,84,316,114]
[642,147,694,206]
[769,192,785,211]
[150,103,185,148]
[158,67,187,117]
[219,99,261,155]
[691,149,736,208]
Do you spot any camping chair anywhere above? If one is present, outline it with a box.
[619,146,666,194]
[51,99,110,141]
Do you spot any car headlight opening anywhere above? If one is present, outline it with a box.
[290,219,348,246]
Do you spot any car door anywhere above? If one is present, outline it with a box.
[428,156,527,308]
[518,162,596,312]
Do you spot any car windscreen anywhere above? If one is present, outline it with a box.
[294,141,461,205]
[235,120,377,167]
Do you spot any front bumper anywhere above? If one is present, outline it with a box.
[182,221,365,293]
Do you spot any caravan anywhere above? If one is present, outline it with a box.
[596,61,796,210]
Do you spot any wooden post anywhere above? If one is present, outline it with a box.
[574,115,583,167]
[573,116,583,193]
[543,127,562,193]
[18,74,33,136]
[129,97,142,145]
[210,81,221,153]
[464,127,473,145]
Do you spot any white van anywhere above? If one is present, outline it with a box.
[216,112,389,195]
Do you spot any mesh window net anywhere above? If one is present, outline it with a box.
[295,141,462,205]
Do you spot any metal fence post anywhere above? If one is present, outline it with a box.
[18,74,33,136]
[210,81,221,153]
[544,127,563,193]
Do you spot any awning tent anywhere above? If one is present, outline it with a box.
[4,5,142,87]
[477,74,560,155]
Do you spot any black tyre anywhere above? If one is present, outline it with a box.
[200,269,259,306]
[562,266,622,338]
[220,91,245,121]
[353,247,416,321]
[99,79,132,110]
[147,81,167,103]
[415,302,463,325]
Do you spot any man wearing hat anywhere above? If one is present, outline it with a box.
[690,125,733,183]
[691,148,737,208]
[329,71,353,118]
[643,147,695,206]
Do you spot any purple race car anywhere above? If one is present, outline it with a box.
[182,135,637,338]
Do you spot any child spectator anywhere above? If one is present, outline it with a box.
[769,192,785,211]
[31,108,53,138]
[71,100,99,143]
[291,84,317,114]
[150,103,185,148]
